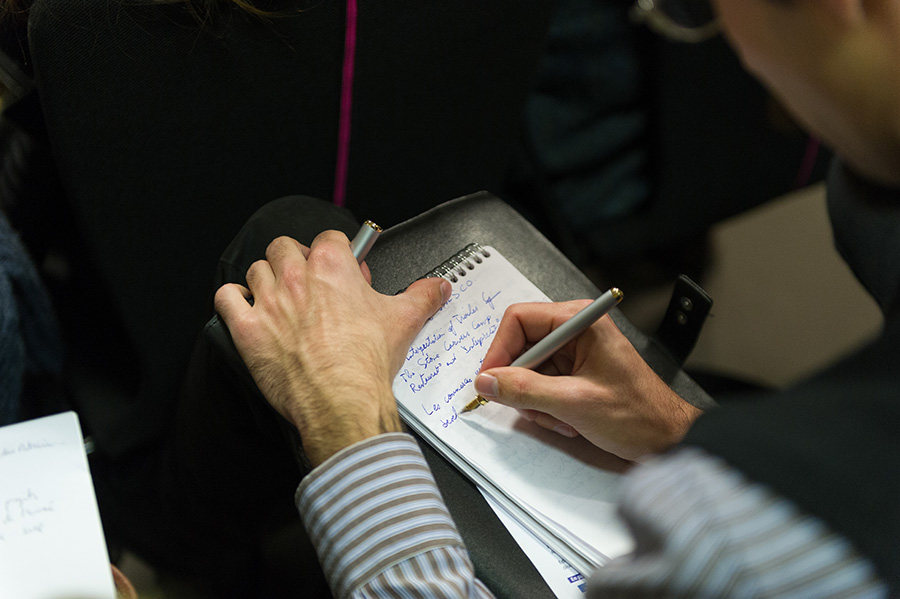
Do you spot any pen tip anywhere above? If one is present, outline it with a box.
[611,287,624,302]
[461,395,489,413]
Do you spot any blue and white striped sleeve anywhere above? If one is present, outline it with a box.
[590,447,889,599]
[295,433,494,599]
[296,436,888,599]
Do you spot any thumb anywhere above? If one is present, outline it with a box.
[398,277,451,329]
[475,367,564,417]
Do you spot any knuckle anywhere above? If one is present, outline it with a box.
[213,286,236,313]
[311,230,350,260]
[244,260,268,284]
[317,229,349,244]
[213,285,229,306]
[502,303,527,319]
[309,233,350,269]
[280,264,306,291]
[267,235,294,254]
[265,236,298,261]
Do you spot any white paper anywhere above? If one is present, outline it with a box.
[482,491,588,599]
[393,247,634,573]
[0,412,115,599]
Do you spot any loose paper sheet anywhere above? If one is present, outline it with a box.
[0,412,115,599]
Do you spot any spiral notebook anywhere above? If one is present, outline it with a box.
[391,244,634,575]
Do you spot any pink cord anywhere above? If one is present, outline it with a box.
[793,136,820,189]
[333,0,358,206]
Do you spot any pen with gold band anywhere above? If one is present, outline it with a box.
[462,287,624,413]
[350,220,382,262]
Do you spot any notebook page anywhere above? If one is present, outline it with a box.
[482,491,588,598]
[0,412,115,599]
[392,246,634,568]
[400,400,601,574]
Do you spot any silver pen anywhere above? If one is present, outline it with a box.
[245,221,381,306]
[462,288,624,413]
[350,220,382,262]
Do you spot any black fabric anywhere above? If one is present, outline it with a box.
[0,205,62,425]
[27,0,555,460]
[156,196,358,596]
[0,90,67,262]
[0,6,32,98]
[828,163,900,319]
[576,35,831,258]
[683,324,900,594]
[25,1,555,591]
[684,161,900,595]
[507,17,831,271]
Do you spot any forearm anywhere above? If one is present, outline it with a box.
[296,433,495,599]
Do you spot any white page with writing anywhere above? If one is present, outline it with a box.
[392,247,634,572]
[0,412,115,599]
[405,402,603,574]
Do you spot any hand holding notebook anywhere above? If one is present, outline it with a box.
[214,230,449,467]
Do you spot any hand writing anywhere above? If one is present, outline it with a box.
[215,232,451,467]
[475,301,702,461]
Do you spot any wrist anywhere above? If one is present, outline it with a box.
[659,398,703,451]
[293,386,404,467]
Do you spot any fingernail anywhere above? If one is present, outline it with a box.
[474,373,499,398]
[440,279,452,303]
[554,424,577,438]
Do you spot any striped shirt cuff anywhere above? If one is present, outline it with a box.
[296,433,468,598]
[591,447,887,599]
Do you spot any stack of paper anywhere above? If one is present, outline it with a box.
[392,247,634,578]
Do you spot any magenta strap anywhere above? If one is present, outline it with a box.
[333,0,358,206]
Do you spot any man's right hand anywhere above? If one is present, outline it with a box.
[474,301,702,461]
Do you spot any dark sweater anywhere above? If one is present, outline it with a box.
[684,161,900,595]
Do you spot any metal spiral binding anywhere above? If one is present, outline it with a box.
[422,243,492,283]
[393,243,493,295]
